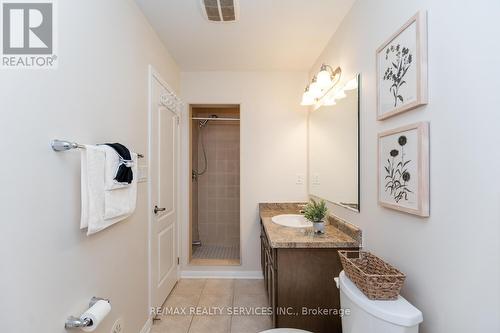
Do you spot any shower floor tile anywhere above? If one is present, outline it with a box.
[192,244,240,260]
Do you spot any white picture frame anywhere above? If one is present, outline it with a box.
[378,122,429,217]
[376,11,428,120]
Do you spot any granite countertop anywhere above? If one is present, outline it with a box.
[259,202,362,249]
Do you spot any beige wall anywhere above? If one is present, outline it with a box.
[309,1,500,332]
[0,1,180,332]
[180,72,309,274]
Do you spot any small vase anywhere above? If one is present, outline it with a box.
[313,221,325,235]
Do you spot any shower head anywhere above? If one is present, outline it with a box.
[199,114,218,128]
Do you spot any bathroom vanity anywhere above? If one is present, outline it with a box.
[260,203,361,333]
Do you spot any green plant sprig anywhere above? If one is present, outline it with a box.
[303,199,328,223]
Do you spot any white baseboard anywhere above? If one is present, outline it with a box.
[139,317,152,333]
[180,270,263,279]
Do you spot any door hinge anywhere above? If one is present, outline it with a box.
[176,116,180,125]
[177,257,180,265]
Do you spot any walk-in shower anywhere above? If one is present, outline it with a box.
[190,105,240,265]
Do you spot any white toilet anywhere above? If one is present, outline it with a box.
[260,271,422,333]
[339,271,423,333]
[260,328,311,333]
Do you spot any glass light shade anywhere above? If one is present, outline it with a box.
[344,78,358,91]
[301,90,315,106]
[334,89,346,100]
[317,69,332,89]
[309,80,322,98]
[323,97,336,106]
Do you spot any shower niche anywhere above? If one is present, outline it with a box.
[189,105,240,265]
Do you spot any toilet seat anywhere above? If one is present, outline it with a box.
[260,329,312,333]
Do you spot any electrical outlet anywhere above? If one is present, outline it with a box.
[296,174,304,185]
[312,173,320,185]
[111,318,123,333]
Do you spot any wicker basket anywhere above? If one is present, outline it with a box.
[338,250,406,300]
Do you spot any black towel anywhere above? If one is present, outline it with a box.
[104,143,134,184]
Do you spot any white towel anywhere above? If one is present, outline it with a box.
[80,146,90,229]
[80,145,137,235]
[103,152,137,220]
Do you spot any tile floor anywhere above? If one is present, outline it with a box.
[152,279,273,333]
[192,244,240,260]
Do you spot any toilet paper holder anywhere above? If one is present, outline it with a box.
[65,297,110,329]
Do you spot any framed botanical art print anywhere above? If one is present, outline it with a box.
[378,122,429,217]
[376,11,428,120]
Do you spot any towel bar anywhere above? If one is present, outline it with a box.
[51,139,144,158]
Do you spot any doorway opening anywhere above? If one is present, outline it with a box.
[189,104,240,265]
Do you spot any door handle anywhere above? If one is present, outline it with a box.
[154,205,166,214]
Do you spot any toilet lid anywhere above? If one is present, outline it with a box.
[339,271,423,327]
[260,329,312,333]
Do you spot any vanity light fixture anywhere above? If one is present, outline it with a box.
[317,64,342,89]
[334,89,347,100]
[301,85,315,106]
[308,76,322,98]
[344,77,358,91]
[301,64,342,107]
[323,97,337,106]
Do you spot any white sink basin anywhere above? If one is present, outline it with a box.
[271,214,313,228]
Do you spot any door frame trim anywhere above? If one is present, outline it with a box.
[147,65,182,311]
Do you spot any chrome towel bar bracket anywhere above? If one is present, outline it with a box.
[51,139,85,151]
[51,139,144,158]
[64,316,92,329]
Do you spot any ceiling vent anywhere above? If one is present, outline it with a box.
[202,0,239,22]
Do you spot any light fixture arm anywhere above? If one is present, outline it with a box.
[319,64,342,87]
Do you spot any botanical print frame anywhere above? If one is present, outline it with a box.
[376,11,428,120]
[378,122,429,217]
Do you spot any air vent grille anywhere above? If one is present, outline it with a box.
[202,0,238,22]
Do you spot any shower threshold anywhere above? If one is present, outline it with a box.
[190,244,240,266]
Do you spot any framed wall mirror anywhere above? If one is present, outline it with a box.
[308,74,360,212]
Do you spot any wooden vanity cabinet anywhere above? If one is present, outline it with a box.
[260,223,359,333]
[261,225,277,323]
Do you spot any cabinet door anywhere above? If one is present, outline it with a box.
[260,229,269,294]
[266,249,277,327]
[275,248,356,333]
[266,253,272,298]
[261,235,266,280]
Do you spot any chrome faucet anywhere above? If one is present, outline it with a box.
[298,204,307,214]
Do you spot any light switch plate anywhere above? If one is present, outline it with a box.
[312,173,320,185]
[138,164,148,182]
[296,174,304,185]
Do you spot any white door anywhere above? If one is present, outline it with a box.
[149,69,180,309]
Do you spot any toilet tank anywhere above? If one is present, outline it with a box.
[339,271,423,333]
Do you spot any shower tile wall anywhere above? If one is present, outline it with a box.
[197,120,240,247]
